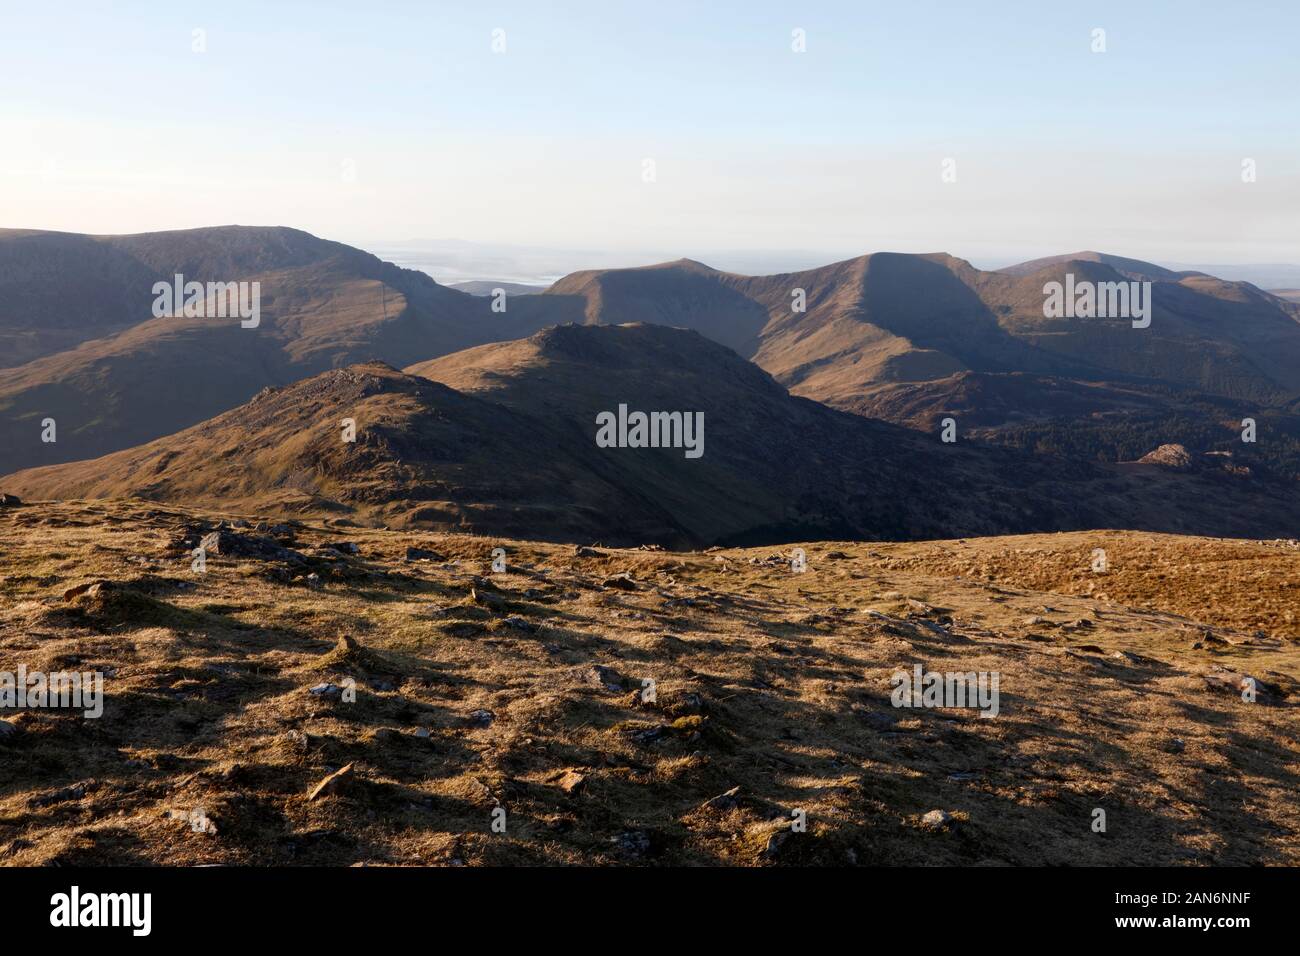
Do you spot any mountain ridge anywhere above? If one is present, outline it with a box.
[5,224,1300,491]
[8,322,1299,544]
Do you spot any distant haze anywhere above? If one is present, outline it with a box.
[363,240,853,287]
[363,239,1300,291]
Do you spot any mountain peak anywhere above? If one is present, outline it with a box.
[999,251,1184,281]
[667,257,717,271]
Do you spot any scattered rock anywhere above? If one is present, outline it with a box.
[465,709,494,728]
[574,546,604,558]
[664,691,706,717]
[319,635,365,669]
[470,586,507,609]
[626,723,670,745]
[920,809,954,829]
[199,529,308,564]
[315,635,388,681]
[62,579,112,601]
[0,493,22,508]
[588,665,624,692]
[0,719,19,742]
[1137,443,1194,470]
[612,830,652,859]
[307,763,355,801]
[914,619,952,638]
[29,781,94,808]
[254,521,296,535]
[700,786,741,812]
[760,827,791,860]
[1113,650,1159,666]
[824,550,848,560]
[1203,668,1285,704]
[557,770,587,794]
[600,572,638,591]
[1064,649,1107,663]
[405,546,445,562]
[64,581,175,626]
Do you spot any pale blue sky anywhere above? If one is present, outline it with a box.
[2,0,1296,264]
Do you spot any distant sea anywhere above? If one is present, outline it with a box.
[362,246,561,288]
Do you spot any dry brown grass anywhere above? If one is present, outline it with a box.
[1,501,1297,866]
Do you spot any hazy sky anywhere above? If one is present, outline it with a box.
[2,0,1297,264]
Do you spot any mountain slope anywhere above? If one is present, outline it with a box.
[6,227,1300,485]
[546,251,1300,404]
[406,323,1300,542]
[8,323,1300,543]
[0,227,576,474]
[0,361,682,543]
[0,225,382,367]
[542,251,1300,476]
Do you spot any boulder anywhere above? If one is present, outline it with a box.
[405,546,445,562]
[307,763,355,801]
[921,809,954,829]
[1137,443,1193,470]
